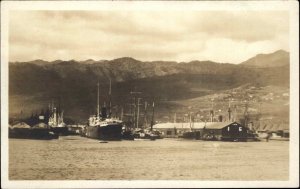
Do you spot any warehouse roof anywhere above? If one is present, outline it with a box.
[11,122,31,128]
[153,122,238,129]
[203,122,240,129]
[255,122,289,131]
[32,122,48,129]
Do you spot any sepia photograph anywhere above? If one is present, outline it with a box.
[1,1,299,188]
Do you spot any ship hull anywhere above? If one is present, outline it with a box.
[67,126,83,135]
[9,128,58,140]
[51,127,69,136]
[181,131,201,140]
[85,124,123,140]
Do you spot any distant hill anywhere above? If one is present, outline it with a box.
[9,51,290,122]
[240,50,289,68]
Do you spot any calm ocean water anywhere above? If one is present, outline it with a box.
[9,136,289,180]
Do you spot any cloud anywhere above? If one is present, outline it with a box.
[185,11,289,43]
[9,11,289,63]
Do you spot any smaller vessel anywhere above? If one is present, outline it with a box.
[9,122,58,140]
[132,128,162,140]
[256,132,269,140]
[256,131,289,141]
[67,125,84,135]
[48,104,68,136]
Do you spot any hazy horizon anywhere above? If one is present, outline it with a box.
[10,49,289,64]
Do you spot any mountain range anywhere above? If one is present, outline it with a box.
[9,50,290,123]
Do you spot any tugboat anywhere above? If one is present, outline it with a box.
[132,128,161,140]
[84,81,123,141]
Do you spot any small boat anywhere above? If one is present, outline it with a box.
[255,132,271,141]
[269,133,289,141]
[132,128,161,140]
[99,141,108,143]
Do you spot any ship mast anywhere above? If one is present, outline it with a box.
[109,78,112,117]
[97,82,100,118]
[130,90,142,128]
[143,101,148,128]
[244,100,249,127]
[150,101,155,131]
[228,98,232,122]
[210,99,214,122]
[136,98,141,129]
[174,113,177,123]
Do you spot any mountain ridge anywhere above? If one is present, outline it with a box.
[10,49,289,67]
[240,50,289,68]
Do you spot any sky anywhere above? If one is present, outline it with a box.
[9,11,289,63]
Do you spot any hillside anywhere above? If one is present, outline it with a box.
[9,50,290,123]
[241,50,289,68]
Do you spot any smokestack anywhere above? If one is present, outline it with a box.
[218,115,223,122]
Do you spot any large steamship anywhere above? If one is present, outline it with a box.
[84,81,123,140]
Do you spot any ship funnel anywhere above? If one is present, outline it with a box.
[101,107,107,119]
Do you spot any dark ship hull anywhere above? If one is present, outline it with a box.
[181,131,201,140]
[9,128,31,139]
[9,128,58,140]
[85,123,123,140]
[67,126,83,135]
[51,127,69,136]
[122,130,135,140]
